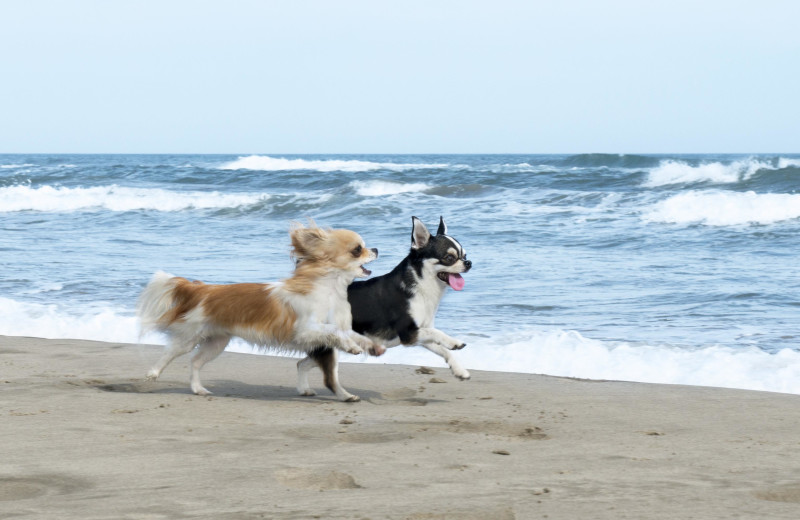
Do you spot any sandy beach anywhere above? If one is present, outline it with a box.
[2,335,800,519]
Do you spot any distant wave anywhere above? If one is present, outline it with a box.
[350,180,432,196]
[644,157,797,187]
[219,155,449,172]
[0,184,270,212]
[19,282,64,295]
[642,190,800,226]
[561,153,661,169]
[1,163,35,169]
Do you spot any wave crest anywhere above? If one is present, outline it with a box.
[219,155,448,172]
[350,180,431,196]
[1,163,35,169]
[0,185,270,212]
[644,157,796,187]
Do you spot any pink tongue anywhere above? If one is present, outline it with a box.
[447,273,465,291]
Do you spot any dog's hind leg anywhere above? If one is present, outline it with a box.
[305,347,360,402]
[146,336,198,382]
[189,335,230,396]
[420,343,471,381]
[296,355,318,397]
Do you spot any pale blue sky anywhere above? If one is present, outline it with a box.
[2,0,798,153]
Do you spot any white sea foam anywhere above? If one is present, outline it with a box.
[2,297,799,395]
[643,190,800,226]
[219,155,448,172]
[644,158,775,187]
[1,163,35,169]
[350,180,432,197]
[0,185,270,212]
[363,328,800,395]
[778,158,800,169]
[0,297,142,344]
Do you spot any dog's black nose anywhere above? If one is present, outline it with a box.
[463,259,472,271]
[371,248,379,258]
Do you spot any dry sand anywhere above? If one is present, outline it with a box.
[2,335,800,519]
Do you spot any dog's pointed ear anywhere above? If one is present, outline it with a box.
[290,222,329,260]
[411,216,431,250]
[436,216,447,236]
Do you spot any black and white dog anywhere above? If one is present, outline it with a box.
[296,216,472,401]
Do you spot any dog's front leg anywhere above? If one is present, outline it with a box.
[419,341,471,380]
[348,330,385,356]
[295,325,381,356]
[416,328,469,380]
[416,328,467,351]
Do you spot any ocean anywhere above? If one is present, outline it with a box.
[2,153,800,393]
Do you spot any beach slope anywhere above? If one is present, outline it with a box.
[2,335,800,519]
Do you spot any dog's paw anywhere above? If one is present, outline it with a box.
[343,394,361,403]
[454,369,471,381]
[298,389,317,397]
[446,338,467,351]
[368,342,386,357]
[191,384,212,396]
[343,341,365,356]
[145,370,160,381]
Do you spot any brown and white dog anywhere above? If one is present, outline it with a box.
[137,222,384,398]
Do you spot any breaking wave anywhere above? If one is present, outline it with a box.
[5,297,798,395]
[642,190,800,226]
[644,157,798,187]
[361,329,800,395]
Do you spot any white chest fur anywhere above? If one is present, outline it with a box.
[408,263,447,328]
[284,275,354,330]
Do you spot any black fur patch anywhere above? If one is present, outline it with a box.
[348,256,420,343]
[309,346,336,393]
[348,217,470,346]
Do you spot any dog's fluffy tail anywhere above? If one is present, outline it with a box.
[137,271,178,334]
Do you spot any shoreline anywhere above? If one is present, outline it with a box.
[2,335,800,519]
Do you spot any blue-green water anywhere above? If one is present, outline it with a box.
[2,153,800,392]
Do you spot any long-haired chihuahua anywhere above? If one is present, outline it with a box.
[137,222,384,398]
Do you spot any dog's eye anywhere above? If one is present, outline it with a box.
[351,245,363,257]
[442,254,456,264]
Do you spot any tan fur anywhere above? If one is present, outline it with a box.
[286,225,376,295]
[165,279,296,343]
